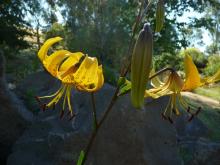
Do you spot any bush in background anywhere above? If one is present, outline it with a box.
[154,52,182,71]
[203,54,220,76]
[179,47,207,69]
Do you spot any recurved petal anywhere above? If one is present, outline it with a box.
[81,57,99,86]
[150,69,164,88]
[57,52,85,82]
[202,69,220,84]
[61,55,104,92]
[38,37,63,61]
[58,52,84,72]
[71,56,97,86]
[144,90,161,99]
[182,54,202,91]
[145,74,173,98]
[75,56,104,92]
[171,72,184,92]
[43,50,70,77]
[211,69,220,82]
[90,65,104,91]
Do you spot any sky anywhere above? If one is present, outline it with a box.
[175,9,212,52]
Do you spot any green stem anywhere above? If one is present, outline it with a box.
[149,67,175,80]
[81,87,120,165]
[91,92,98,130]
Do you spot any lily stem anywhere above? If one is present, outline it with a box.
[91,92,98,130]
[82,87,120,165]
[149,67,175,80]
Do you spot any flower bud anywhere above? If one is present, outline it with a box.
[155,0,165,32]
[131,23,153,108]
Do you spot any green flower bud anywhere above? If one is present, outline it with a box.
[155,0,165,32]
[131,23,153,108]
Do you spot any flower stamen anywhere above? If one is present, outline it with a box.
[188,114,194,122]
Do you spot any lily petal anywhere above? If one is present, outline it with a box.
[202,69,220,84]
[150,69,164,88]
[43,50,70,77]
[38,37,63,61]
[182,54,202,91]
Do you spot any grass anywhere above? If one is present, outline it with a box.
[193,85,220,101]
[179,97,220,163]
[185,97,220,141]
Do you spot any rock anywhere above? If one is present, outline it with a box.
[174,104,220,165]
[0,51,34,164]
[179,137,220,165]
[85,95,182,165]
[175,114,209,140]
[8,71,183,165]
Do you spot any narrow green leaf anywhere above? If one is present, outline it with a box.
[155,0,165,32]
[117,77,126,87]
[118,79,131,96]
[77,150,85,165]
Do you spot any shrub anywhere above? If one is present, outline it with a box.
[179,47,207,69]
[203,54,220,76]
[103,65,118,86]
[153,52,182,71]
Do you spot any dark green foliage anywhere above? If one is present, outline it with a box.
[5,48,41,81]
[36,0,220,70]
[203,54,220,76]
[44,23,66,38]
[179,48,207,69]
[44,23,70,48]
[154,52,182,71]
[57,0,138,68]
[103,65,118,86]
[0,0,31,50]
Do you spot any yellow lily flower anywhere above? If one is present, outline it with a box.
[145,71,199,123]
[145,54,220,123]
[36,37,104,119]
[182,54,220,90]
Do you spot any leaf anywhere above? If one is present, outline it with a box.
[118,79,132,96]
[117,77,126,86]
[155,0,165,32]
[77,150,85,165]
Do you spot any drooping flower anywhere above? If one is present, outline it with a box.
[144,54,220,123]
[36,37,104,119]
[182,54,220,90]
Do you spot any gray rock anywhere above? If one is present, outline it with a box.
[8,71,183,165]
[179,137,220,165]
[175,114,209,140]
[0,51,33,164]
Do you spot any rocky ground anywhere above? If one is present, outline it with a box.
[2,71,220,165]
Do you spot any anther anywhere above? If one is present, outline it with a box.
[188,114,194,122]
[52,103,56,110]
[66,110,72,116]
[168,117,173,124]
[187,106,191,113]
[194,107,201,116]
[35,96,41,104]
[173,108,179,116]
[60,110,65,119]
[161,113,167,120]
[41,103,47,111]
[68,113,76,121]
